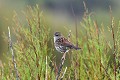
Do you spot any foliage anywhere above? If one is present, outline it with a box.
[0,5,120,80]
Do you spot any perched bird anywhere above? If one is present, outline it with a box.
[54,32,81,55]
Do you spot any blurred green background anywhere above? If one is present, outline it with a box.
[0,0,120,61]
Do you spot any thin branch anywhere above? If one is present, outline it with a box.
[71,4,78,47]
[83,1,88,17]
[60,67,67,80]
[56,52,67,80]
[8,26,19,80]
[109,6,117,80]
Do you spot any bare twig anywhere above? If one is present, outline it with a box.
[8,26,19,80]
[83,1,88,17]
[56,52,67,80]
[71,4,78,47]
[60,67,67,80]
[109,6,117,80]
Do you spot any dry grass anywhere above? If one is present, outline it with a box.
[0,4,120,80]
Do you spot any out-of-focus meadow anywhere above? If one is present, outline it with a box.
[0,0,120,80]
[0,0,120,61]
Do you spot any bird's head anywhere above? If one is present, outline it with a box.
[54,32,61,37]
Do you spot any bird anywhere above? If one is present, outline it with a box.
[54,32,81,59]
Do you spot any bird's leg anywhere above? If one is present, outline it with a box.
[61,52,67,61]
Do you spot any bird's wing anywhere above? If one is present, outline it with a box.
[56,37,73,47]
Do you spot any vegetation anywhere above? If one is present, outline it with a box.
[0,5,120,80]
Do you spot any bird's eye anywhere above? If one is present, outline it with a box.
[56,35,58,36]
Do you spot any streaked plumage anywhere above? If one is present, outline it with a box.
[54,32,80,53]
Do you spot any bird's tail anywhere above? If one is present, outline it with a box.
[72,45,81,50]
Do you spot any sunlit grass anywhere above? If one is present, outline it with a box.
[0,5,120,80]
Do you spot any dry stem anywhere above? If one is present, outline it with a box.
[8,26,19,80]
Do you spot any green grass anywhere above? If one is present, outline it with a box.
[0,5,120,80]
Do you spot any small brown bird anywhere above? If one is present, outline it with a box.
[54,32,81,55]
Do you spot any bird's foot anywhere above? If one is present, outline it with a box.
[61,52,66,61]
[61,55,65,61]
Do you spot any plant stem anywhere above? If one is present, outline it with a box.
[71,4,78,47]
[8,27,19,80]
[109,6,116,80]
[45,56,48,80]
[60,67,67,80]
[56,52,66,80]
